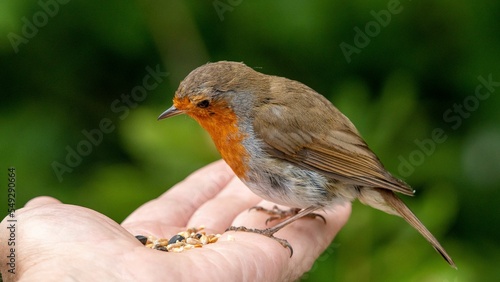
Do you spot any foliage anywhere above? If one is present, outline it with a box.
[1,0,499,280]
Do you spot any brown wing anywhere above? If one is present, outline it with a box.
[253,77,414,196]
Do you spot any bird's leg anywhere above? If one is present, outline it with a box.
[249,205,326,225]
[226,206,322,256]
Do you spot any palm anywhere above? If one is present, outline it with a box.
[0,160,351,281]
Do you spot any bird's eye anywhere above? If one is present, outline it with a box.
[196,100,210,108]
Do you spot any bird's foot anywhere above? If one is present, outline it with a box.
[249,205,326,225]
[225,225,294,257]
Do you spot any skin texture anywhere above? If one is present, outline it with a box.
[0,160,351,281]
[158,61,455,267]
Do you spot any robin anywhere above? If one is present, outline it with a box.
[158,61,456,268]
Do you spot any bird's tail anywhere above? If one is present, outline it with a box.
[359,188,456,268]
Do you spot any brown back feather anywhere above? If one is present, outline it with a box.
[253,77,414,196]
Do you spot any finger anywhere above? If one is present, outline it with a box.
[0,203,142,280]
[120,204,351,281]
[25,196,61,207]
[224,202,352,278]
[186,175,262,233]
[122,160,234,234]
[230,201,294,229]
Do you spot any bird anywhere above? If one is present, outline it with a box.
[157,61,456,268]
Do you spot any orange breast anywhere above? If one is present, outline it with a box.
[176,99,249,179]
[197,111,249,178]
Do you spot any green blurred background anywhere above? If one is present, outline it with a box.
[1,0,499,281]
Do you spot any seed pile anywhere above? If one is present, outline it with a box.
[136,226,221,253]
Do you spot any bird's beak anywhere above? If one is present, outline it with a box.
[158,105,183,120]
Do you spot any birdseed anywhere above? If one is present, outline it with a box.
[138,226,221,253]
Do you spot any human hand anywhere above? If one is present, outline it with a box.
[0,160,351,281]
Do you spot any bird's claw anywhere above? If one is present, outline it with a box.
[225,226,294,257]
